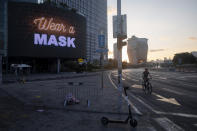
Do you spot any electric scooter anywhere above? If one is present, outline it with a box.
[101,86,137,127]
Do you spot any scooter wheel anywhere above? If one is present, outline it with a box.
[101,117,109,125]
[130,119,137,127]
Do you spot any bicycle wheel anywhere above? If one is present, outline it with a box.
[144,85,149,94]
[142,83,145,91]
[148,83,152,94]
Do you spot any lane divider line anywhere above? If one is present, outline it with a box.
[132,91,197,119]
[111,72,197,119]
[155,111,197,119]
[108,72,142,115]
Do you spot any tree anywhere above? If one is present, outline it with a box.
[173,52,196,65]
[122,61,128,69]
[104,59,117,69]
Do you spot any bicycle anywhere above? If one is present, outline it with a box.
[142,78,152,94]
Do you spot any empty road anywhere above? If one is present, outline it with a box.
[110,68,197,131]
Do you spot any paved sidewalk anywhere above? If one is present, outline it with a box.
[2,72,100,83]
[1,72,132,114]
[0,72,157,131]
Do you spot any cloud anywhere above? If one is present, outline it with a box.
[149,49,165,52]
[107,6,117,15]
[159,37,170,41]
[188,37,197,41]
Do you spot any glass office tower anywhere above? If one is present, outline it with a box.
[64,0,108,62]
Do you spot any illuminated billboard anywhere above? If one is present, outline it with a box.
[8,2,86,58]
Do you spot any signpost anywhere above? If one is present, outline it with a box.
[113,15,127,39]
[78,58,84,66]
[78,58,84,63]
[113,0,127,114]
[98,32,107,89]
[98,35,105,48]
[57,58,60,74]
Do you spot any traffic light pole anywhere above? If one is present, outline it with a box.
[117,0,123,113]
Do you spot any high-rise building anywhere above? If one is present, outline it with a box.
[45,0,108,62]
[127,36,148,65]
[67,0,108,62]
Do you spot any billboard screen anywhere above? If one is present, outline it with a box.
[8,2,86,58]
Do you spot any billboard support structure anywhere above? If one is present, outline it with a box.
[0,56,2,84]
[4,1,8,74]
[57,58,61,74]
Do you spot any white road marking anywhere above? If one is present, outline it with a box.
[108,72,142,115]
[180,75,197,79]
[131,84,142,88]
[158,77,167,80]
[152,92,181,106]
[132,78,139,82]
[161,88,183,95]
[156,111,197,119]
[176,83,197,88]
[111,72,197,119]
[123,75,139,82]
[152,74,159,77]
[154,77,197,88]
[130,92,197,119]
[131,94,157,113]
[154,117,184,131]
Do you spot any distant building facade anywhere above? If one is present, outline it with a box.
[191,51,197,58]
[127,36,148,65]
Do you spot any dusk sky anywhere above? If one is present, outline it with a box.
[107,0,197,61]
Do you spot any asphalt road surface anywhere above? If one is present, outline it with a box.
[110,68,197,131]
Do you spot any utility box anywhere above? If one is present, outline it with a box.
[113,14,127,39]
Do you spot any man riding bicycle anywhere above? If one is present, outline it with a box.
[142,68,152,94]
[142,68,152,85]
